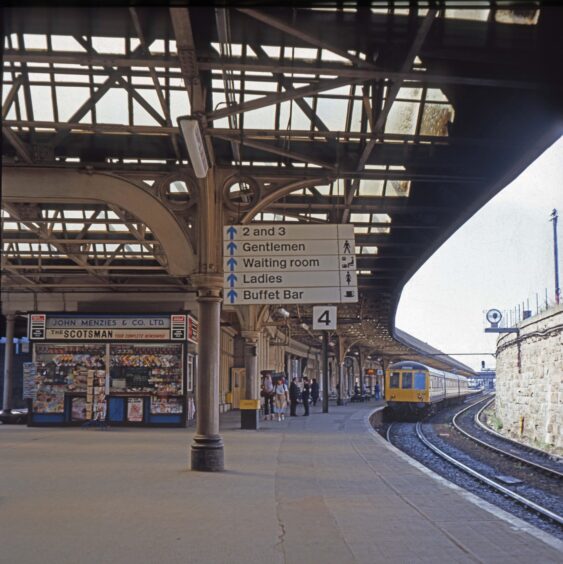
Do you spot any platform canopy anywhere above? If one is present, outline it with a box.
[2,5,562,373]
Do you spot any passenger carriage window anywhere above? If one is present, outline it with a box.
[414,371,426,390]
[390,372,400,388]
[401,372,413,389]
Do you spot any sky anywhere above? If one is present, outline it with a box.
[396,136,563,372]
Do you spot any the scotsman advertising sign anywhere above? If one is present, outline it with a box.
[28,313,198,342]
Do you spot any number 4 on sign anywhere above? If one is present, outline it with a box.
[312,306,337,330]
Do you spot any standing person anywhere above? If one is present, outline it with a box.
[311,378,319,406]
[301,377,310,416]
[374,381,381,401]
[262,373,275,420]
[289,377,300,416]
[274,377,289,421]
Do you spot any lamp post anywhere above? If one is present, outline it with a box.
[550,209,560,305]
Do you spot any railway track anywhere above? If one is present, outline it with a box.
[453,397,563,480]
[385,399,563,536]
[416,420,563,527]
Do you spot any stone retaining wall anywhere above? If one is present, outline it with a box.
[495,304,562,455]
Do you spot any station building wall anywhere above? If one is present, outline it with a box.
[495,304,562,455]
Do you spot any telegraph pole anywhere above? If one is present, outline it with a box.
[550,209,560,305]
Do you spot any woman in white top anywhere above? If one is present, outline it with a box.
[273,377,289,421]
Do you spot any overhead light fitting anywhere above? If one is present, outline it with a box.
[178,116,209,178]
[275,308,290,319]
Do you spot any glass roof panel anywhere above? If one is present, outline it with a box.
[95,88,128,124]
[30,86,54,121]
[315,97,348,131]
[420,103,454,136]
[385,101,419,135]
[51,35,86,52]
[55,87,91,121]
[373,213,391,223]
[426,88,448,102]
[495,9,539,25]
[350,213,371,222]
[444,9,489,21]
[358,180,384,196]
[316,184,332,195]
[261,45,281,58]
[134,91,162,126]
[243,105,276,129]
[278,100,312,130]
[169,90,191,122]
[385,180,411,198]
[91,36,126,54]
[23,34,47,49]
[397,86,423,101]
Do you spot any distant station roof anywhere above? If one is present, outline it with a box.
[2,5,562,358]
[394,328,475,376]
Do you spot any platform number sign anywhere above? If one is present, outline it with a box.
[312,306,337,331]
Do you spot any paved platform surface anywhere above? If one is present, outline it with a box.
[1,401,561,563]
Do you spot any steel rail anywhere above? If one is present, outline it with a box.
[452,397,563,479]
[415,420,563,526]
[386,422,394,443]
[473,398,563,469]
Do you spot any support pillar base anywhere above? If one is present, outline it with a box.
[336,399,344,406]
[190,434,224,472]
[241,409,259,430]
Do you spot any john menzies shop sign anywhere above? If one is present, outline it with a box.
[28,313,197,342]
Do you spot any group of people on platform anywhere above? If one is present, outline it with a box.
[261,373,319,421]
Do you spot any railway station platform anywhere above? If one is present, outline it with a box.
[0,402,561,564]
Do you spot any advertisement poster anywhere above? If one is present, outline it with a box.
[71,397,87,421]
[22,363,37,400]
[127,398,144,422]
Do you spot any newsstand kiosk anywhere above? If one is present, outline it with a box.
[26,312,198,427]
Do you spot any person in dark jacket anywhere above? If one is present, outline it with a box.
[311,378,319,406]
[301,378,310,416]
[289,377,300,416]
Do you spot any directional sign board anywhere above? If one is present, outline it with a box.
[223,224,358,305]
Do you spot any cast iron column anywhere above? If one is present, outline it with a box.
[337,362,344,406]
[322,331,329,413]
[2,313,15,414]
[191,276,224,471]
[190,166,225,471]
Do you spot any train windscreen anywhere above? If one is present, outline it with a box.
[402,372,413,389]
[390,372,400,388]
[414,371,426,390]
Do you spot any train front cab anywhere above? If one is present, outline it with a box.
[385,366,429,411]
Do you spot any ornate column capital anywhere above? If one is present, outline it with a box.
[241,330,260,344]
[191,273,223,300]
